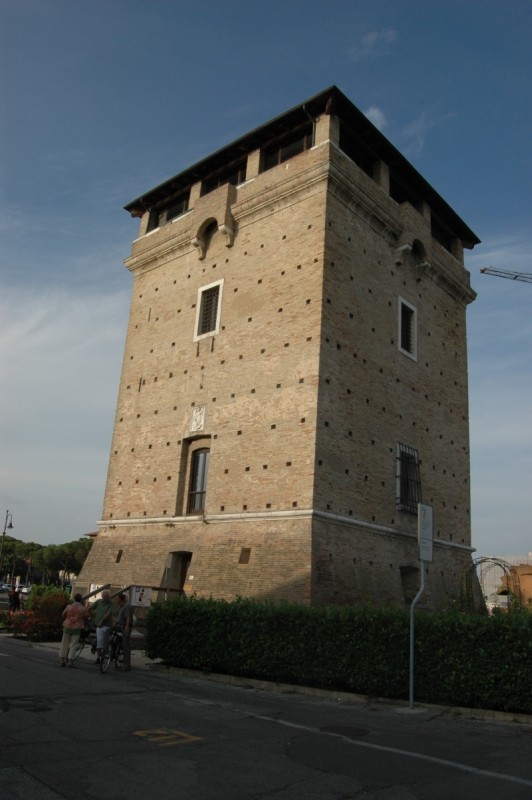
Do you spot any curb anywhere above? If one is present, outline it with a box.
[4,634,531,726]
[148,662,532,726]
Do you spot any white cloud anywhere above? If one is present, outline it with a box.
[363,106,387,130]
[0,283,130,545]
[399,110,457,159]
[400,113,437,158]
[466,231,532,557]
[349,28,398,61]
[467,232,532,275]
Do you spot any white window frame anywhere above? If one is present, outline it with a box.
[193,279,224,342]
[398,296,418,361]
[187,447,210,514]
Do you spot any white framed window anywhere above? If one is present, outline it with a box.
[187,448,210,514]
[396,443,422,514]
[194,279,224,341]
[398,296,417,360]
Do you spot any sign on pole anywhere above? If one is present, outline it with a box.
[131,586,152,607]
[409,503,434,708]
[418,503,433,562]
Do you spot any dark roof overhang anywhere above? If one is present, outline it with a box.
[124,86,480,248]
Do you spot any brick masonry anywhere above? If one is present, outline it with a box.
[77,94,478,610]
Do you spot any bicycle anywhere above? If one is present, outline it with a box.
[71,625,97,663]
[100,626,124,673]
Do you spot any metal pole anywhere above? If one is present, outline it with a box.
[409,562,426,709]
[0,510,14,578]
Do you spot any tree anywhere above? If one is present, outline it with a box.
[2,537,93,586]
[41,539,93,585]
[1,538,30,585]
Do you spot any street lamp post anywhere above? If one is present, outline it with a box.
[0,510,14,581]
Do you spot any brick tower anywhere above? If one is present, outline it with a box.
[77,87,480,609]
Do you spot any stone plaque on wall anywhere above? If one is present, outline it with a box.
[190,404,206,432]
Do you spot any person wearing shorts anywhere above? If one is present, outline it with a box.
[89,589,113,664]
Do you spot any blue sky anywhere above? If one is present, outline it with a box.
[1,0,530,560]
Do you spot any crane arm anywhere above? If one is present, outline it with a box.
[480,267,532,283]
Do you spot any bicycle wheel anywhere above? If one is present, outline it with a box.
[114,642,124,670]
[70,636,85,661]
[71,636,85,663]
[100,643,113,673]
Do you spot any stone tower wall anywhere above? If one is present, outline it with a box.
[77,104,476,610]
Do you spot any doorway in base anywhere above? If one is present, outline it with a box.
[163,551,192,597]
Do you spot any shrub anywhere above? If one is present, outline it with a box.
[145,596,532,714]
[4,589,68,641]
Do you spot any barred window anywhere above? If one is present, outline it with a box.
[398,297,417,360]
[194,280,223,340]
[198,286,219,334]
[396,443,422,514]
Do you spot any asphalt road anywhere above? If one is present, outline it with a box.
[1,634,531,799]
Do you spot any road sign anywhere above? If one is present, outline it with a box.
[131,586,152,607]
[418,503,433,562]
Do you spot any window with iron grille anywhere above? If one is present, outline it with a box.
[187,448,209,513]
[396,443,422,514]
[398,297,417,360]
[195,280,223,340]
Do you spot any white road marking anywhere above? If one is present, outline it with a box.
[165,690,532,789]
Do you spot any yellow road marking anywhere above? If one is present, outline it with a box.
[134,727,203,746]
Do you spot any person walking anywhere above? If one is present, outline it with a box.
[59,593,88,668]
[8,587,21,612]
[115,592,133,671]
[89,589,113,664]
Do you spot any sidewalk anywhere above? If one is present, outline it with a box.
[5,632,532,725]
[32,634,161,672]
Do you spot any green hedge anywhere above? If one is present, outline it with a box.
[145,596,532,714]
